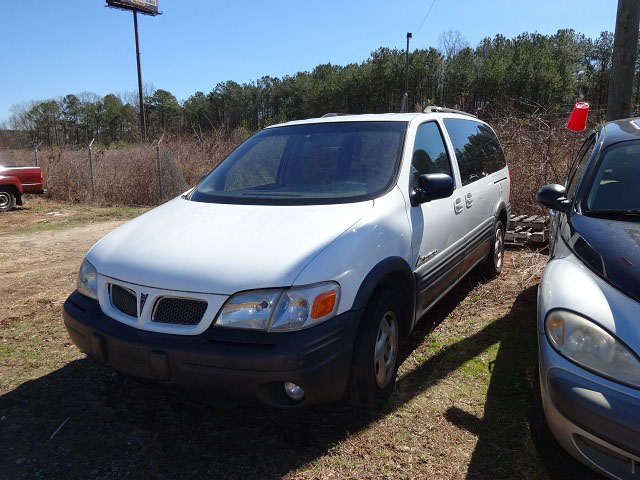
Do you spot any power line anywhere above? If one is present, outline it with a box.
[415,0,437,35]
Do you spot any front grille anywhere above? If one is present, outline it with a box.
[152,297,208,325]
[110,284,137,318]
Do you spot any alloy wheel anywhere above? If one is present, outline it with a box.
[494,227,504,270]
[374,311,399,388]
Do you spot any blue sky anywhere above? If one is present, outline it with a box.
[0,0,617,124]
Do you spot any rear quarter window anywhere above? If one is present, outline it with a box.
[443,118,506,185]
[477,124,506,173]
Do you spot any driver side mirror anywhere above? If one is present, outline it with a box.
[535,184,570,212]
[411,173,454,206]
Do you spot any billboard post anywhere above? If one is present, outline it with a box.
[106,0,160,139]
[133,10,146,138]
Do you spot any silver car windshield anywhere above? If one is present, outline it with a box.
[584,141,640,217]
[191,121,407,205]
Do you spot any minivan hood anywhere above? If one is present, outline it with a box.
[568,214,640,302]
[88,197,373,294]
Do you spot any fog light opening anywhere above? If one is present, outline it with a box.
[283,382,305,402]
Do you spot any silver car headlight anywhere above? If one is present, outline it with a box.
[77,258,98,300]
[214,282,340,332]
[546,309,640,388]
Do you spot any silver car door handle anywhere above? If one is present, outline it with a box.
[465,193,473,207]
[454,198,463,214]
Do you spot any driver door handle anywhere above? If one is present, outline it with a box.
[465,192,473,207]
[454,197,463,214]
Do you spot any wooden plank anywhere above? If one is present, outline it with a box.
[506,213,550,247]
[531,231,549,243]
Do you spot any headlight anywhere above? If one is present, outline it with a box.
[215,282,340,332]
[215,289,281,330]
[77,258,98,300]
[546,310,640,388]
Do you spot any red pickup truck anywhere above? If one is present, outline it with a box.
[0,165,44,212]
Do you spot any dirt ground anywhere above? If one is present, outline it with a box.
[0,199,602,479]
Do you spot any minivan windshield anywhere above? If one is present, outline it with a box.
[582,140,640,220]
[191,121,407,205]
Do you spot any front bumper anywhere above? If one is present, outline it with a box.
[63,291,362,407]
[539,332,640,479]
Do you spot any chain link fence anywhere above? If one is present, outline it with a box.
[0,132,242,206]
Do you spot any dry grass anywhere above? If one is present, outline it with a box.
[1,130,246,206]
[0,203,602,480]
[493,111,604,215]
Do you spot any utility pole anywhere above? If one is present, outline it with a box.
[405,32,412,97]
[606,0,640,121]
[400,32,412,113]
[133,11,147,139]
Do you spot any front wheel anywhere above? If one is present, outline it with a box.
[346,288,403,408]
[480,220,505,278]
[530,361,555,447]
[0,190,15,212]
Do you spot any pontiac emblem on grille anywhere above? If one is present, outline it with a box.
[140,293,148,313]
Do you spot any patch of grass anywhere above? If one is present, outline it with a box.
[3,203,148,235]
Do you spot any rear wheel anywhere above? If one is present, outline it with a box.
[346,288,402,408]
[480,220,505,278]
[0,190,15,212]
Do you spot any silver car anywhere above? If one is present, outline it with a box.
[534,118,640,480]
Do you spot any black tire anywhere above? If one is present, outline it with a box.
[480,219,505,278]
[0,190,16,212]
[345,287,403,408]
[530,360,556,447]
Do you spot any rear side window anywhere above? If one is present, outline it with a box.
[443,119,505,185]
[410,121,452,190]
[477,124,506,173]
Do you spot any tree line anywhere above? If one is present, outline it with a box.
[7,28,628,147]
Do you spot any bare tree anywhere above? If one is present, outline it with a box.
[438,30,470,59]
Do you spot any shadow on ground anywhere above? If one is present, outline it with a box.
[0,273,602,479]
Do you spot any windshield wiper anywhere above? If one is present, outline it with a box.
[586,209,640,219]
[238,192,303,197]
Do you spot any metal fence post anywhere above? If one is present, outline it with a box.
[88,138,95,197]
[156,134,164,203]
[34,142,42,167]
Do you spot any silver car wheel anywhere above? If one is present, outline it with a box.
[0,192,10,209]
[494,227,504,270]
[374,311,399,388]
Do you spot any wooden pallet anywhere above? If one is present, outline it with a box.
[506,214,549,246]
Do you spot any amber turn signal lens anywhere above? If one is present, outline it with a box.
[547,315,565,347]
[311,290,337,319]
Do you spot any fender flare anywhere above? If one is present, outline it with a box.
[494,199,509,229]
[351,256,417,336]
[0,176,24,195]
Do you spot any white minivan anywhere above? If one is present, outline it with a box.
[64,108,511,407]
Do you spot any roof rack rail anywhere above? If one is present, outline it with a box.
[321,113,350,117]
[423,106,477,118]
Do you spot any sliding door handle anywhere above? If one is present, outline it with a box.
[454,197,463,214]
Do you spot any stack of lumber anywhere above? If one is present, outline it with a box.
[506,214,549,246]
